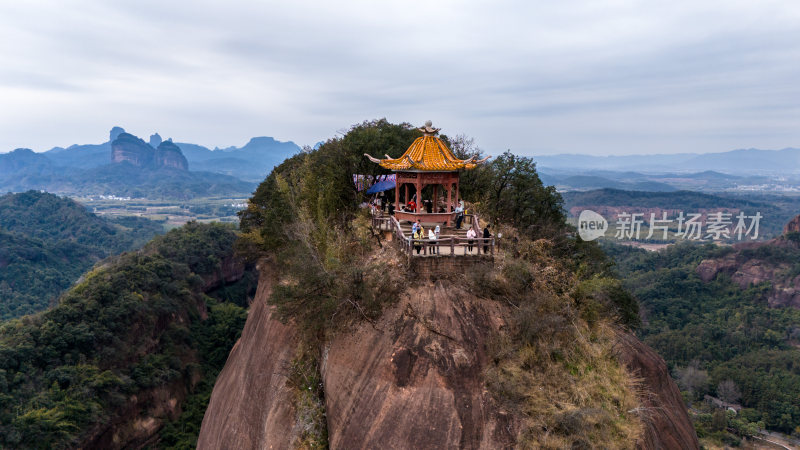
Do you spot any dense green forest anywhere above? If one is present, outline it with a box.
[0,191,164,320]
[603,241,800,439]
[0,222,255,449]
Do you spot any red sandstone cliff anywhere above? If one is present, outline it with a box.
[322,283,515,449]
[696,235,800,309]
[784,214,800,235]
[155,141,189,170]
[111,132,156,166]
[197,263,301,449]
[110,132,189,170]
[199,266,697,449]
[615,332,699,449]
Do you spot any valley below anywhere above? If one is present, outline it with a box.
[76,195,248,227]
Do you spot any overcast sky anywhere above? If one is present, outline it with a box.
[1,0,799,156]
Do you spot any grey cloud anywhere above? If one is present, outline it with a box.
[1,1,799,155]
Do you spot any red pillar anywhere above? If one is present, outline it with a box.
[446,182,452,225]
[455,175,459,206]
[415,180,422,213]
[395,179,400,210]
[404,183,408,207]
[447,183,452,210]
[433,184,438,212]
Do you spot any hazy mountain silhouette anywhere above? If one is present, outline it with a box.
[536,148,800,174]
[0,127,274,198]
[16,126,301,182]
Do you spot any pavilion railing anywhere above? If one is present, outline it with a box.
[371,212,494,259]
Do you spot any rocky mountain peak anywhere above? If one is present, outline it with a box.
[149,133,163,148]
[110,132,188,170]
[696,215,800,309]
[155,140,189,170]
[111,132,154,166]
[109,126,125,142]
[784,214,800,235]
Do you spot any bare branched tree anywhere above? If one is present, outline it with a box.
[717,379,741,404]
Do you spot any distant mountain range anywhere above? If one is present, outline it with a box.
[535,148,800,192]
[535,147,800,174]
[538,169,783,193]
[0,127,302,199]
[39,126,302,181]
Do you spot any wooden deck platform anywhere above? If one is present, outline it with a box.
[372,213,494,258]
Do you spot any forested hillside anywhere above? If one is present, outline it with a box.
[0,222,256,449]
[0,191,163,320]
[604,241,800,443]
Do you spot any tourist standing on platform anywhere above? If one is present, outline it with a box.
[466,227,476,253]
[455,201,465,229]
[413,228,423,254]
[428,228,437,254]
[483,225,492,253]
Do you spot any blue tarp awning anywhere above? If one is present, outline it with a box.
[366,180,396,194]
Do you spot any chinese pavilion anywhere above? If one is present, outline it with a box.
[365,121,489,226]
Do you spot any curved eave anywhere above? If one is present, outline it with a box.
[378,162,479,172]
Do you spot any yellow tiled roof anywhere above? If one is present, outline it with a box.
[377,136,479,171]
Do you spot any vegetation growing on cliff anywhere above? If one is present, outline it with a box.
[238,119,416,446]
[239,119,645,447]
[0,222,254,449]
[471,235,643,448]
[0,191,163,320]
[604,241,800,440]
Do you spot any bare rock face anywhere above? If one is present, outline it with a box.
[322,282,515,449]
[696,254,737,282]
[149,133,163,148]
[111,133,189,170]
[615,332,699,449]
[696,239,800,308]
[110,126,126,142]
[784,214,800,235]
[197,265,300,450]
[155,140,189,170]
[199,275,699,449]
[111,132,155,166]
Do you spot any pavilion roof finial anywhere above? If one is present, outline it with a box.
[418,120,440,136]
